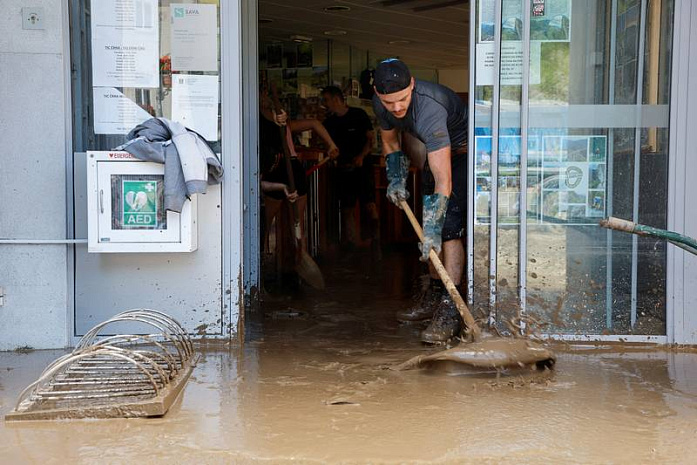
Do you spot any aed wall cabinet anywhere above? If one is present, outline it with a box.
[87,151,198,253]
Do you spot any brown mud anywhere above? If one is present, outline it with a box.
[2,249,697,464]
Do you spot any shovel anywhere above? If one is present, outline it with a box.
[272,98,325,290]
[599,216,697,256]
[396,199,555,371]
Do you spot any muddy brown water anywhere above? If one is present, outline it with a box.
[2,250,697,464]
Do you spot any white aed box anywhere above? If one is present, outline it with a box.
[87,151,198,253]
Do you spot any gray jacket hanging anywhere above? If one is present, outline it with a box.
[115,118,223,213]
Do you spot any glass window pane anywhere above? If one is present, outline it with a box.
[523,0,673,336]
[73,0,222,152]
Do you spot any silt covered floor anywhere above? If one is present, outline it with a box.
[2,250,697,464]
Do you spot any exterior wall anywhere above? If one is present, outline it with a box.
[72,157,224,337]
[668,0,697,345]
[0,0,70,349]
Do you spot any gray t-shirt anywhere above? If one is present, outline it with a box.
[372,79,468,154]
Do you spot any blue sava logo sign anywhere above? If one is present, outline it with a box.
[174,7,200,17]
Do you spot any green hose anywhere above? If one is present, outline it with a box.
[599,217,697,256]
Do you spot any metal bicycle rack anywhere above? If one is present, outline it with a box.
[5,309,197,421]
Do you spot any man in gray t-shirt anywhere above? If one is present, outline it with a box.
[372,59,468,344]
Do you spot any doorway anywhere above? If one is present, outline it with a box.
[244,0,676,342]
[246,1,471,341]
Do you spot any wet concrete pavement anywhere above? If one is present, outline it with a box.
[2,250,697,464]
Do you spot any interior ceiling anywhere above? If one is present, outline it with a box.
[258,0,469,70]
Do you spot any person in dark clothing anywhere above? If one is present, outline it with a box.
[259,92,338,274]
[321,86,379,253]
[259,108,305,201]
[372,59,469,343]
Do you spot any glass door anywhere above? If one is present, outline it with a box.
[470,0,674,338]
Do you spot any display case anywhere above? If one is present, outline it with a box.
[86,151,198,253]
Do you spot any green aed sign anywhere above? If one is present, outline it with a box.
[122,180,158,228]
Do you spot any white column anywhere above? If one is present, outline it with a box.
[221,0,245,341]
[667,0,697,345]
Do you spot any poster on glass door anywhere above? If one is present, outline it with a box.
[540,135,607,223]
[93,87,151,134]
[171,75,220,141]
[478,0,572,43]
[474,135,525,225]
[476,41,541,86]
[170,4,218,72]
[91,0,159,88]
[473,134,606,225]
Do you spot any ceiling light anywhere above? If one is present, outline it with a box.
[388,40,411,45]
[324,30,347,36]
[290,35,313,43]
[324,5,352,12]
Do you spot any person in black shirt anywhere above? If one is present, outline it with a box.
[373,59,469,344]
[321,86,379,253]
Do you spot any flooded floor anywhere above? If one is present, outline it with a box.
[2,249,697,464]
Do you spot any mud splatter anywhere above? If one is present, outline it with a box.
[2,252,697,463]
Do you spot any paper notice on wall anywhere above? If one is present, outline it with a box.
[171,4,218,72]
[91,0,159,88]
[171,75,219,141]
[476,41,541,86]
[93,87,151,134]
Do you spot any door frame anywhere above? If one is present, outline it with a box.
[221,0,248,341]
[241,0,261,312]
[667,0,697,345]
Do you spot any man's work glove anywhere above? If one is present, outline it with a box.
[419,193,449,262]
[385,150,410,207]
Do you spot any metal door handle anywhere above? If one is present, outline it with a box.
[99,189,104,213]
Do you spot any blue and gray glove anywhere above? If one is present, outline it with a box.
[419,193,449,262]
[385,150,410,207]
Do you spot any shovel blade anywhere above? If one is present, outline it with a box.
[395,338,556,371]
[296,251,325,290]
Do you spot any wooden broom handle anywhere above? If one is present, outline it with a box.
[399,200,480,340]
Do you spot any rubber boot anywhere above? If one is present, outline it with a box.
[420,295,464,343]
[396,279,444,322]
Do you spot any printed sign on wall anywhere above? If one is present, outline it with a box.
[171,75,220,141]
[91,0,159,88]
[93,88,151,134]
[170,4,218,72]
[122,180,158,228]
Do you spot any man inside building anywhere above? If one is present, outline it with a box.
[372,58,468,344]
[321,86,380,257]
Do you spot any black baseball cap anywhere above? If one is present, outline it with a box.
[374,58,412,94]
